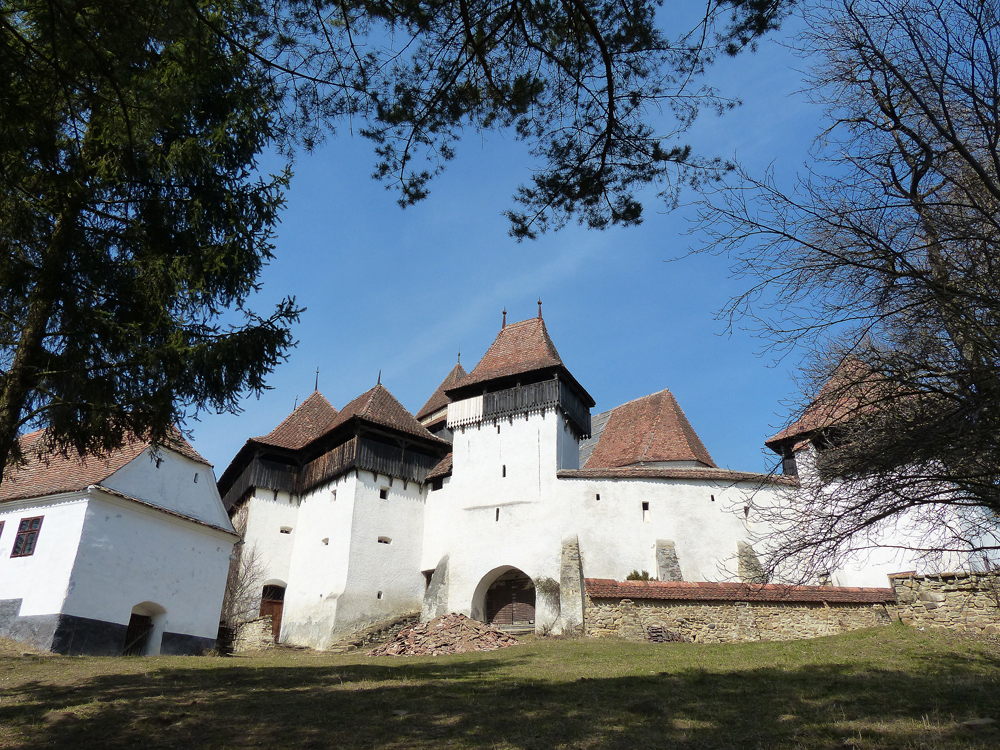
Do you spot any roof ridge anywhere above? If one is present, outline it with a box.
[638,392,665,464]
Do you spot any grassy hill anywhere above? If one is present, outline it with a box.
[2,625,998,749]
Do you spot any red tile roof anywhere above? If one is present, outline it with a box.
[426,452,453,480]
[254,391,339,451]
[0,428,210,504]
[584,578,895,604]
[558,466,798,486]
[765,359,879,452]
[329,384,448,445]
[585,389,716,469]
[416,363,467,422]
[456,317,564,389]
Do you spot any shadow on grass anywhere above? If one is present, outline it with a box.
[3,651,1000,749]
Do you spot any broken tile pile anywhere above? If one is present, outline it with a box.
[368,613,522,656]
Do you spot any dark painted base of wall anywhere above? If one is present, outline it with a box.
[0,599,215,656]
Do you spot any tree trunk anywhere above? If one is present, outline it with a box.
[0,205,77,483]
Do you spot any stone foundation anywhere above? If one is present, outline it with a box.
[890,572,1000,635]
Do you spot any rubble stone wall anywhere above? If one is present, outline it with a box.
[890,572,1000,635]
[585,596,892,643]
[233,616,274,652]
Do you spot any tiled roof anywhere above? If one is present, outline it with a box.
[426,452,453,480]
[584,579,895,604]
[455,317,564,389]
[0,428,210,504]
[558,466,798,486]
[416,363,467,422]
[765,359,874,452]
[329,384,448,445]
[584,389,716,469]
[254,391,339,451]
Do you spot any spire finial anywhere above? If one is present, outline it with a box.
[537,298,542,319]
[502,308,507,328]
[377,369,381,385]
[293,395,298,410]
[314,366,319,392]
[457,349,461,365]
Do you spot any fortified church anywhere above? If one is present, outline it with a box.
[218,310,884,650]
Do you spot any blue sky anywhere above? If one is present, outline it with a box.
[190,9,822,477]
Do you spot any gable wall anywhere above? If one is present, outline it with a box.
[103,448,231,530]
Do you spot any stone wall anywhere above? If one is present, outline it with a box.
[233,616,274,652]
[583,578,895,643]
[891,572,1000,635]
[585,597,892,643]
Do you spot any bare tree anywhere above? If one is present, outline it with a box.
[221,505,268,627]
[697,0,1000,581]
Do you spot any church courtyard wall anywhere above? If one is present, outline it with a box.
[583,579,895,643]
[890,572,1000,635]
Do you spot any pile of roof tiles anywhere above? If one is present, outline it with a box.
[368,613,522,656]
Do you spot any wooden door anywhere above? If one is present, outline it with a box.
[485,573,535,626]
[260,585,285,641]
[122,614,153,656]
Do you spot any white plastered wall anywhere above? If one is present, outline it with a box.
[281,475,355,648]
[281,470,429,650]
[102,448,232,530]
[0,494,88,617]
[788,442,969,588]
[424,404,782,631]
[237,488,301,595]
[62,491,236,640]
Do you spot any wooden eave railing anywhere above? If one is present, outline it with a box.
[450,379,591,437]
[222,436,443,507]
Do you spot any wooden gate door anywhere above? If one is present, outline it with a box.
[485,572,535,626]
[260,585,285,640]
[122,614,153,656]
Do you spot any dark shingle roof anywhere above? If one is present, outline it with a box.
[329,384,448,445]
[0,428,210,504]
[455,317,564,389]
[416,363,467,422]
[426,452,453,480]
[584,389,716,469]
[254,391,339,451]
[584,578,895,604]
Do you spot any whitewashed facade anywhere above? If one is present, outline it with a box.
[0,436,237,655]
[221,315,802,648]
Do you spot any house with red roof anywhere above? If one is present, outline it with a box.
[219,309,816,648]
[0,429,237,655]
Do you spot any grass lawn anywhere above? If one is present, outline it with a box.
[1,625,999,749]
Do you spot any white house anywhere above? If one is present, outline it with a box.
[219,311,803,649]
[0,430,238,655]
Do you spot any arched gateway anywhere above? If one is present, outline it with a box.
[484,569,535,627]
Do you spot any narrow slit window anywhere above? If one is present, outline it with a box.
[379,487,389,499]
[502,465,506,478]
[377,591,383,599]
[595,493,601,501]
[193,472,199,483]
[641,502,651,523]
[710,494,715,502]
[495,508,500,522]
